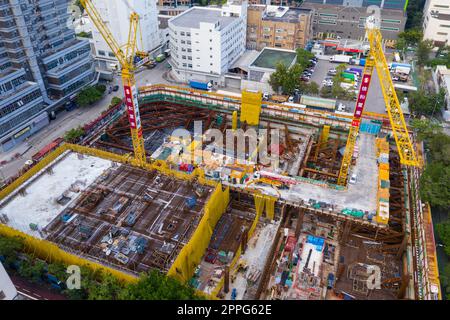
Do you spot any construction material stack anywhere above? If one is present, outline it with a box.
[376,138,390,224]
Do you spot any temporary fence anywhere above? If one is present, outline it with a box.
[208,192,276,297]
[0,223,138,283]
[167,184,230,283]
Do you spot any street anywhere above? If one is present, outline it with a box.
[10,274,67,300]
[0,64,174,181]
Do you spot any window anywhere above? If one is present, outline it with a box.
[380,26,399,31]
[98,50,105,56]
[440,24,450,28]
[381,19,401,24]
[180,31,185,36]
[108,52,114,57]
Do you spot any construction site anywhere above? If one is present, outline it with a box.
[0,2,441,301]
[0,81,440,300]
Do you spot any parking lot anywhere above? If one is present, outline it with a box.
[309,58,387,115]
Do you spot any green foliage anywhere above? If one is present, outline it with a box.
[416,40,433,66]
[398,28,423,46]
[110,96,122,107]
[440,262,450,300]
[419,162,450,208]
[303,81,320,95]
[76,85,106,107]
[409,88,445,116]
[64,126,85,143]
[119,270,202,300]
[76,31,91,38]
[0,236,24,264]
[296,48,314,69]
[0,234,200,300]
[88,273,125,300]
[268,63,302,95]
[411,118,443,141]
[269,49,316,95]
[437,220,450,256]
[405,0,426,30]
[18,255,46,283]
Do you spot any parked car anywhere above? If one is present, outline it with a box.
[349,173,357,184]
[112,85,119,92]
[327,69,337,76]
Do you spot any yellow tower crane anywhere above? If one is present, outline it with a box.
[337,16,418,186]
[80,0,146,165]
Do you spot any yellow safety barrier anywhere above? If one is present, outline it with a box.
[167,184,230,284]
[0,144,70,201]
[0,224,138,283]
[208,192,276,297]
[240,90,262,126]
[232,110,238,130]
[265,197,276,220]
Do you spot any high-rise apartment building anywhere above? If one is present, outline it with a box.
[91,0,160,72]
[0,0,95,151]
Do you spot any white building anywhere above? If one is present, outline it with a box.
[433,65,450,121]
[168,1,248,85]
[423,0,450,46]
[0,262,17,300]
[91,0,160,73]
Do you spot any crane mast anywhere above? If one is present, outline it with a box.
[337,17,418,186]
[79,0,146,165]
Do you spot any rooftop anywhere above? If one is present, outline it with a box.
[262,5,312,23]
[169,7,235,30]
[250,47,297,70]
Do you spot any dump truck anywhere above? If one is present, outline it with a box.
[329,54,352,63]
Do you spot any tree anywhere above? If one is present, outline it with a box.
[398,28,423,46]
[64,127,85,143]
[405,0,426,30]
[305,81,320,95]
[119,270,202,300]
[88,273,125,300]
[428,132,450,165]
[419,162,450,208]
[416,40,433,66]
[296,48,314,69]
[76,85,106,107]
[110,96,122,107]
[411,118,442,141]
[0,236,24,264]
[437,220,450,256]
[409,89,445,116]
[268,62,303,95]
[18,256,46,283]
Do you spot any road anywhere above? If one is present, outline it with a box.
[10,274,67,300]
[0,65,171,181]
